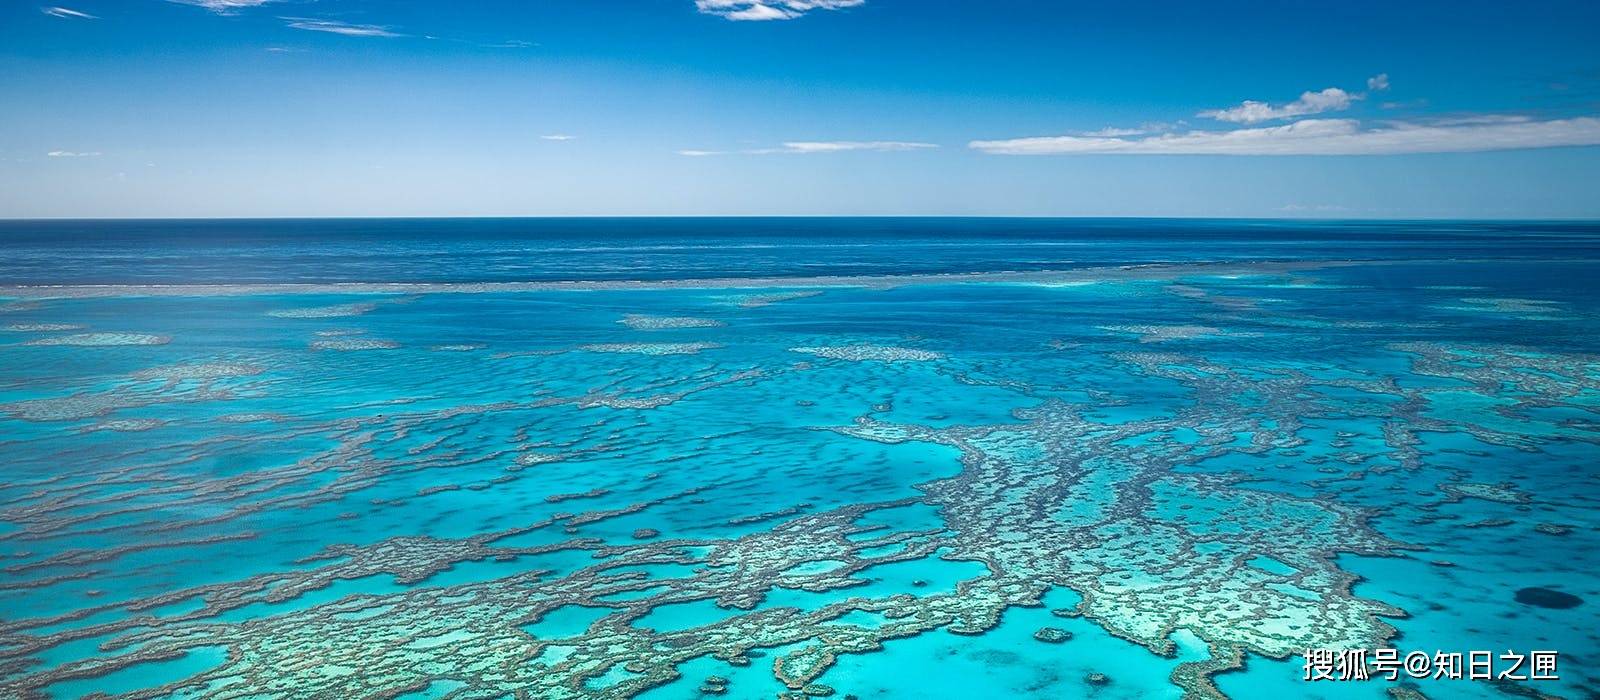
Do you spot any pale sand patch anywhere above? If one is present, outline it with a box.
[790,345,943,362]
[578,342,720,356]
[310,339,400,351]
[27,332,170,347]
[618,314,725,330]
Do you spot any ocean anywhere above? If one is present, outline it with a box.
[0,218,1596,699]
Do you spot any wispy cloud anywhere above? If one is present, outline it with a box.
[679,140,937,155]
[168,0,274,15]
[1196,75,1392,124]
[540,134,577,141]
[1078,127,1146,137]
[968,116,1600,156]
[696,0,864,21]
[1200,87,1359,124]
[778,141,936,153]
[1279,203,1350,213]
[47,150,102,157]
[42,6,96,19]
[283,18,402,38]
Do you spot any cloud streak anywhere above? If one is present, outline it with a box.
[283,18,402,38]
[679,140,937,155]
[777,141,937,153]
[168,0,274,15]
[696,0,864,21]
[1198,75,1391,124]
[969,116,1600,156]
[42,6,96,19]
[1200,87,1358,124]
[47,150,102,157]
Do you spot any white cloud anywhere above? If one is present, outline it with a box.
[968,116,1600,156]
[776,141,936,153]
[47,150,102,157]
[540,134,577,141]
[696,0,864,21]
[1429,114,1531,126]
[1080,127,1147,137]
[42,6,96,19]
[1279,203,1350,213]
[1197,75,1392,123]
[283,18,402,38]
[720,4,792,20]
[679,141,937,156]
[168,0,274,14]
[1200,87,1358,124]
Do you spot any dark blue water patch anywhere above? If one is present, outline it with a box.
[2,218,1598,285]
[1515,587,1584,609]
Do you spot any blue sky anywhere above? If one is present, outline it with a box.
[3,0,1599,218]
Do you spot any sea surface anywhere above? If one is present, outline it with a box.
[0,218,1596,700]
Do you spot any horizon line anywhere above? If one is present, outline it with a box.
[3,215,1599,223]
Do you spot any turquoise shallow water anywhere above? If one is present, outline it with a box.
[1,219,1598,699]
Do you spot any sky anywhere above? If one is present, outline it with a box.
[2,0,1599,219]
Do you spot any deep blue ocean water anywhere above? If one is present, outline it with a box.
[0,218,1596,700]
[3,218,1599,284]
